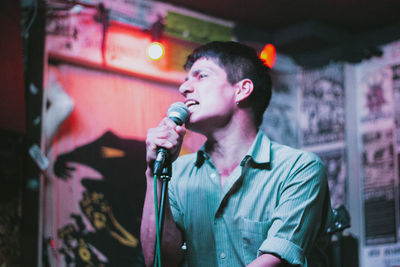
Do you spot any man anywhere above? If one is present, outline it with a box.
[141,41,332,267]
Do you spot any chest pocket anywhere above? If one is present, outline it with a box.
[238,217,271,265]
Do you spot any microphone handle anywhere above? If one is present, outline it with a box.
[154,147,168,176]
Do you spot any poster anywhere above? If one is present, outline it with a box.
[299,64,345,147]
[358,53,400,266]
[361,129,397,245]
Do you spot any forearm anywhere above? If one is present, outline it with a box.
[247,253,289,267]
[140,168,183,266]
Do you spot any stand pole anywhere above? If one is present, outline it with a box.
[153,164,172,267]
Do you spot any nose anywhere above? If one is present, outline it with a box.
[179,79,193,96]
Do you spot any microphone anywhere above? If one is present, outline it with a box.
[153,102,189,176]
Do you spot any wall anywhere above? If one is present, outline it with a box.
[39,1,400,266]
[262,40,400,267]
[351,40,400,267]
[0,0,26,133]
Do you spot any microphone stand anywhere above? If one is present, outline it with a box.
[153,162,172,267]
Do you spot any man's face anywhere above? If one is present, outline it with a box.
[179,58,237,133]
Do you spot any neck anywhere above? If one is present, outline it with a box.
[204,115,258,177]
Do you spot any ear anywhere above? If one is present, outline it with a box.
[235,79,254,103]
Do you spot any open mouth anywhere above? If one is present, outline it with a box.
[185,99,199,109]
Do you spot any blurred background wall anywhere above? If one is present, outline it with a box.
[1,0,400,266]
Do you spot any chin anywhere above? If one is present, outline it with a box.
[185,118,200,131]
[185,120,199,131]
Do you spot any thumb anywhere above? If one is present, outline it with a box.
[176,125,186,138]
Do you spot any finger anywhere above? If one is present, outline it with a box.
[146,134,176,153]
[146,140,157,152]
[176,125,186,138]
[153,138,175,150]
[146,138,176,159]
[159,117,177,128]
[147,124,178,142]
[150,127,180,146]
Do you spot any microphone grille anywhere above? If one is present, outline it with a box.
[167,102,189,126]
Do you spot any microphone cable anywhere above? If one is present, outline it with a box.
[154,174,162,267]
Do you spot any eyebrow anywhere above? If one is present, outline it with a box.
[190,69,201,77]
[184,69,200,81]
[190,67,210,77]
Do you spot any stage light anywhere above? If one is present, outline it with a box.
[260,44,276,68]
[147,42,165,61]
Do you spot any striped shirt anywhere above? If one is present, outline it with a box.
[169,131,332,266]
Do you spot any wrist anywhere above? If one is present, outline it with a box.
[146,166,154,178]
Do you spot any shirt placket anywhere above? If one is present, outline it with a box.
[212,156,252,266]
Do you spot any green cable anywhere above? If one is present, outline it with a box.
[154,175,162,267]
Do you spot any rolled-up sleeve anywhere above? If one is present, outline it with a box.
[258,157,328,266]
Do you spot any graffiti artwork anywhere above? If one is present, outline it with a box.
[52,131,146,266]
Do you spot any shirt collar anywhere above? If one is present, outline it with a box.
[195,131,271,169]
[244,131,271,169]
[195,145,208,167]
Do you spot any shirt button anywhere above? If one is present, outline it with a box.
[220,252,226,259]
[210,173,217,178]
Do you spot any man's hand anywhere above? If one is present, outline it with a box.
[145,117,186,174]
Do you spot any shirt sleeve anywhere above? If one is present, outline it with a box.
[258,154,329,266]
